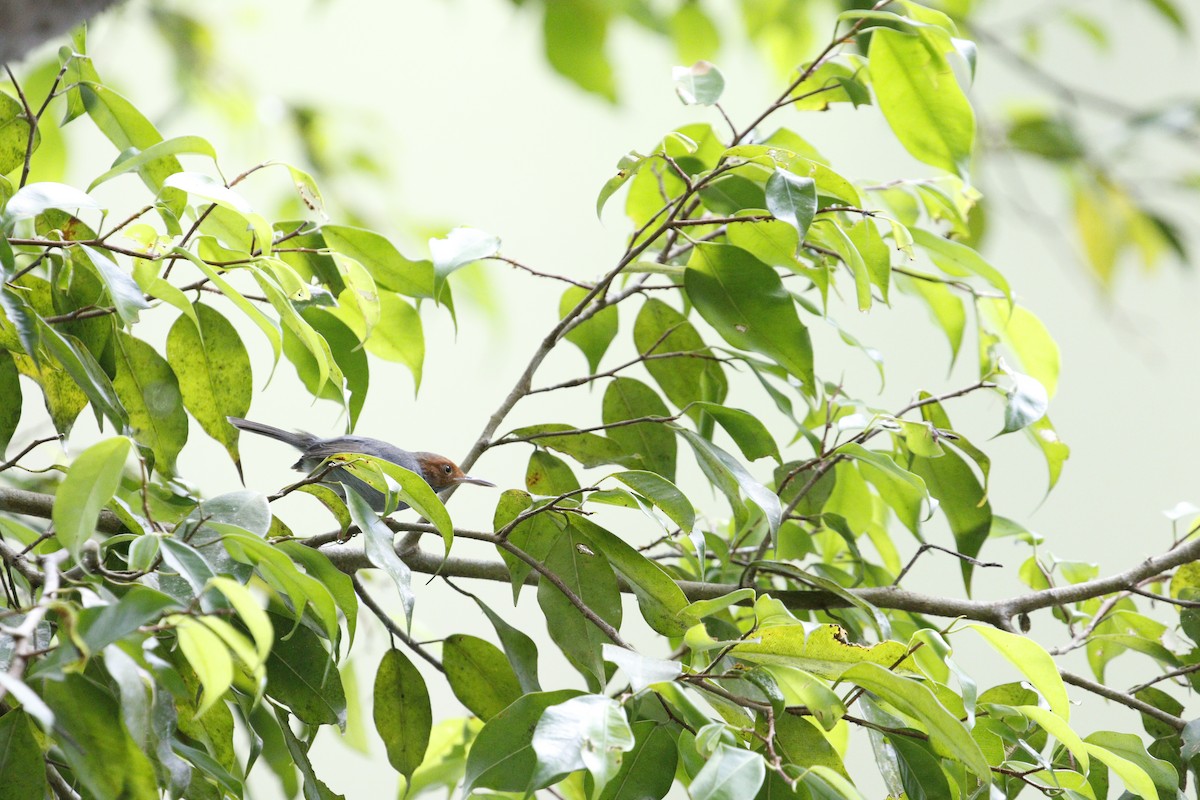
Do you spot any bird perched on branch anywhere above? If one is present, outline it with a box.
[228,417,494,512]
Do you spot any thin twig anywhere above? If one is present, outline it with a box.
[350,575,445,673]
[892,544,1003,586]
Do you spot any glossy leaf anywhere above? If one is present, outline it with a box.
[690,744,766,800]
[686,243,814,391]
[674,61,725,105]
[463,689,583,794]
[112,333,188,475]
[765,170,817,239]
[531,694,635,794]
[345,487,415,626]
[429,226,499,300]
[609,470,695,532]
[598,720,677,800]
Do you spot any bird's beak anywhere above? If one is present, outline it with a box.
[457,474,496,488]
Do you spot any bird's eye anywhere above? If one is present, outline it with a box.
[443,464,453,475]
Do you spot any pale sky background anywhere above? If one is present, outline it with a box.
[10,0,1200,797]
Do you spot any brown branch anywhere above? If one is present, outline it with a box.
[1060,670,1184,731]
[490,415,679,448]
[350,575,445,673]
[0,435,62,473]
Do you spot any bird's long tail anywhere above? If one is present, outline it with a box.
[227,417,318,451]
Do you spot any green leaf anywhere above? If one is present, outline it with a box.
[0,349,19,454]
[53,436,130,559]
[899,272,965,364]
[538,525,623,690]
[601,644,681,691]
[443,634,523,722]
[174,616,234,717]
[841,662,990,781]
[163,172,274,255]
[1026,414,1070,491]
[73,245,150,325]
[0,91,37,176]
[968,625,1069,720]
[690,744,766,800]
[730,623,916,679]
[691,402,780,463]
[979,299,1059,398]
[349,453,453,551]
[908,444,990,592]
[321,225,434,298]
[86,134,216,191]
[1082,738,1160,800]
[674,61,725,105]
[774,713,849,779]
[561,286,618,373]
[597,721,677,800]
[765,170,817,239]
[910,228,1011,302]
[207,576,273,663]
[602,377,676,479]
[680,429,782,535]
[596,152,646,219]
[543,0,616,102]
[1000,368,1048,434]
[38,319,128,431]
[633,298,728,416]
[39,673,159,800]
[1,181,103,228]
[373,648,431,781]
[573,518,690,636]
[868,28,975,176]
[167,303,252,471]
[0,710,47,798]
[112,333,188,475]
[889,734,951,800]
[526,450,580,496]
[508,423,633,469]
[273,708,345,800]
[429,226,499,300]
[686,243,814,391]
[264,611,346,727]
[344,487,415,626]
[276,541,359,646]
[463,690,583,795]
[470,595,542,693]
[1015,705,1089,772]
[531,694,635,795]
[609,470,695,532]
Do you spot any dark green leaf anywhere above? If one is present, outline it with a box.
[686,244,814,391]
[321,225,434,298]
[538,525,622,690]
[344,488,415,626]
[765,170,817,239]
[265,611,346,727]
[633,298,728,417]
[443,634,523,721]
[691,402,780,463]
[597,721,677,800]
[0,710,47,798]
[602,377,676,479]
[909,446,991,593]
[0,348,19,453]
[167,303,252,471]
[373,648,431,780]
[113,333,187,475]
[526,450,581,496]
[462,690,582,795]
[679,429,782,535]
[609,470,695,532]
[470,594,542,693]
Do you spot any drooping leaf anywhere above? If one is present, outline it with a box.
[690,744,766,800]
[429,226,499,300]
[166,303,252,471]
[112,333,188,475]
[765,169,817,239]
[531,694,635,795]
[373,648,431,781]
[462,690,583,795]
[0,349,20,454]
[561,286,618,373]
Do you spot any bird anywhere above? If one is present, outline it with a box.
[227,417,494,512]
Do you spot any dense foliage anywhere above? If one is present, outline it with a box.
[1,3,1198,800]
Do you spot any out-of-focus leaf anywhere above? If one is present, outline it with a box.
[868,28,975,176]
[543,0,616,102]
[0,710,47,798]
[87,135,216,191]
[429,226,499,300]
[0,349,20,453]
[1,181,102,228]
[164,172,273,255]
[674,61,725,105]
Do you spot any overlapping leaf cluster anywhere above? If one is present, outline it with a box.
[1,5,1198,800]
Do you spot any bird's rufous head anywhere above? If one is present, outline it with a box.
[415,453,496,493]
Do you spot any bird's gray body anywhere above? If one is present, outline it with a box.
[229,418,423,511]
